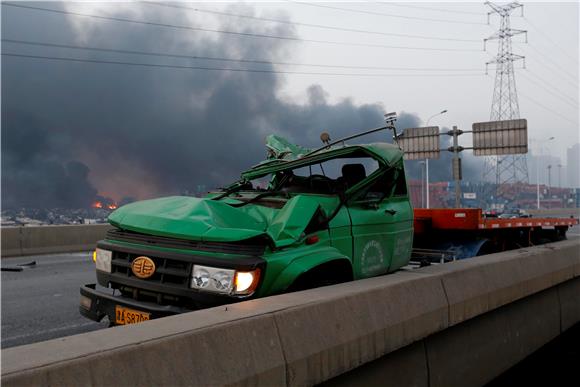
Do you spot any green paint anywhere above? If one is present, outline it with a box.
[105,135,413,299]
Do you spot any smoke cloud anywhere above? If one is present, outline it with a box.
[1,2,479,209]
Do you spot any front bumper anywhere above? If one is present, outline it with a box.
[81,240,267,324]
[80,284,192,323]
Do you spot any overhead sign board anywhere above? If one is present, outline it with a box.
[397,126,440,160]
[472,119,528,156]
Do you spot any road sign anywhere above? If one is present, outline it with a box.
[463,192,477,199]
[472,119,528,156]
[397,126,440,160]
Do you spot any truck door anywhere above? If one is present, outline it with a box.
[347,162,413,278]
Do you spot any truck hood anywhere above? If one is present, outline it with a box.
[108,195,325,248]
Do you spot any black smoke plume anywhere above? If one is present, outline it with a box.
[1,2,475,209]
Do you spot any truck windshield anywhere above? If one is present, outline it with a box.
[213,156,380,201]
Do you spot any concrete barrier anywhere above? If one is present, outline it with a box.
[2,239,579,387]
[425,286,562,387]
[1,224,112,257]
[416,240,579,326]
[1,227,22,257]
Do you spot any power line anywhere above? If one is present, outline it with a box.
[2,39,487,72]
[524,69,578,100]
[525,17,579,65]
[519,92,578,125]
[520,70,579,106]
[286,1,489,26]
[145,1,482,43]
[2,3,481,53]
[376,2,483,16]
[518,71,578,109]
[526,44,579,84]
[524,51,579,90]
[1,52,488,78]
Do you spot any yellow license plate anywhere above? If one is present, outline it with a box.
[115,305,150,325]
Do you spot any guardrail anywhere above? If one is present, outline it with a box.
[2,239,579,386]
[1,224,112,257]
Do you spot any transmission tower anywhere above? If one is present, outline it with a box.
[482,1,529,204]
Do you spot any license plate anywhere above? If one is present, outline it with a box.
[115,305,150,325]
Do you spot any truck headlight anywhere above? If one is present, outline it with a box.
[95,248,112,273]
[234,269,261,295]
[191,265,235,294]
[190,266,260,295]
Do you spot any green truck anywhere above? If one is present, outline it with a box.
[79,123,415,325]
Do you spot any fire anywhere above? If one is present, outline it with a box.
[92,201,118,210]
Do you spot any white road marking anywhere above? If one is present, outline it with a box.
[1,322,101,345]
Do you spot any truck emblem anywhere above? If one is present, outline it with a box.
[131,256,156,279]
[361,240,385,276]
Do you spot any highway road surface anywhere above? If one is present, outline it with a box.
[1,252,108,348]
[1,217,578,349]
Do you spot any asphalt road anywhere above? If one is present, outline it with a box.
[1,214,578,349]
[1,252,108,349]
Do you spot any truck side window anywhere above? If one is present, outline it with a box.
[392,167,408,197]
[360,164,407,201]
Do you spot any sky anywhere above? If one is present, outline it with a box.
[255,0,579,159]
[1,1,578,208]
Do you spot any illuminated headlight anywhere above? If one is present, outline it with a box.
[191,266,261,295]
[234,269,261,295]
[94,248,112,273]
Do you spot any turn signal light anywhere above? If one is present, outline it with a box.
[305,235,319,245]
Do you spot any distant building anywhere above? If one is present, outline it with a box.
[567,143,580,188]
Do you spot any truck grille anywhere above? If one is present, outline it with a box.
[111,250,192,288]
[106,228,267,256]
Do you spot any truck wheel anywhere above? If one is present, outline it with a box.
[287,260,353,292]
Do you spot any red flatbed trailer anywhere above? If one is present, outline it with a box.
[412,208,578,259]
[414,208,578,231]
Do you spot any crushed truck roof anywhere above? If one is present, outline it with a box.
[241,134,403,181]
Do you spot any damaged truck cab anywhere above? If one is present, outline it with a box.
[80,132,413,325]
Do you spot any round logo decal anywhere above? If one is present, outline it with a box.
[131,256,156,279]
[361,240,385,276]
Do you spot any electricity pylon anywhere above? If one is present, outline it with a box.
[482,1,529,205]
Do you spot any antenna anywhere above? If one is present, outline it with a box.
[384,112,398,140]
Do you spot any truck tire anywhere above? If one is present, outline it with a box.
[287,260,353,292]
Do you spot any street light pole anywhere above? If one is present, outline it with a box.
[425,109,447,209]
[420,161,426,208]
[535,136,555,209]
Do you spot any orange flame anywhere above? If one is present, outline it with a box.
[92,201,103,209]
[107,204,118,210]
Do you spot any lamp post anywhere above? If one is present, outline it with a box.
[419,161,426,208]
[425,109,448,209]
[535,136,555,209]
[557,164,562,188]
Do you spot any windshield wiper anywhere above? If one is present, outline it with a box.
[211,180,249,201]
[228,190,289,208]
